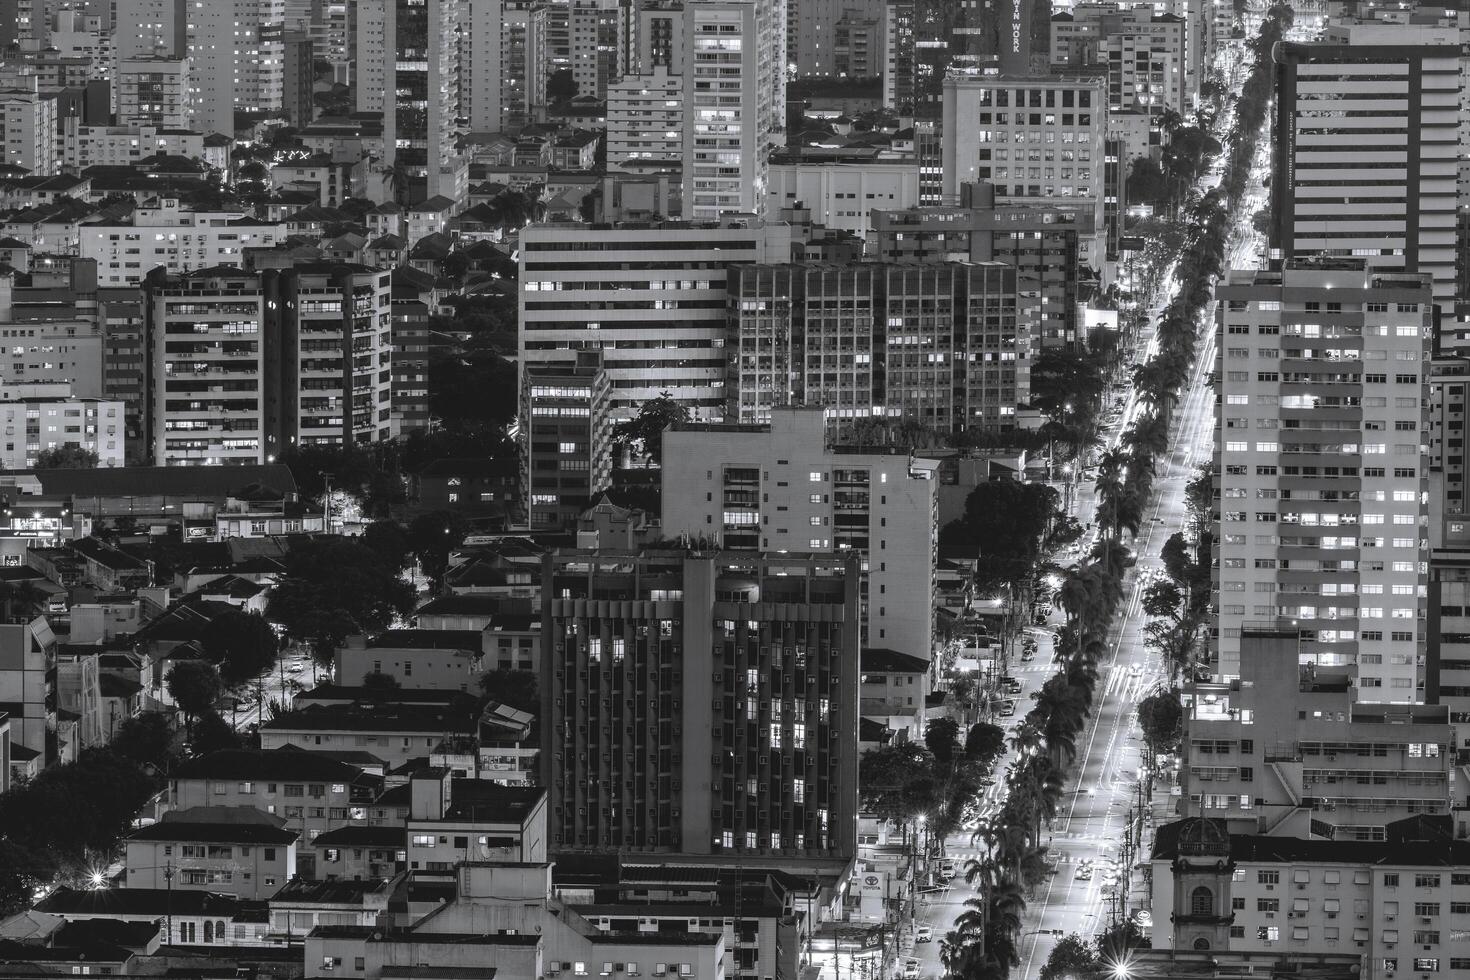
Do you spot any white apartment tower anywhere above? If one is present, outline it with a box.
[661,408,938,661]
[681,0,786,219]
[113,0,183,59]
[1214,262,1432,700]
[114,57,190,130]
[606,66,684,171]
[355,0,465,200]
[1270,40,1459,334]
[185,0,285,136]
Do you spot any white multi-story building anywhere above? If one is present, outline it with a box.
[114,57,191,130]
[941,74,1108,269]
[0,80,57,175]
[147,265,392,466]
[569,0,623,98]
[1270,36,1459,332]
[79,199,285,286]
[185,0,284,137]
[765,157,919,238]
[0,394,125,469]
[113,0,184,59]
[517,218,795,420]
[681,0,785,219]
[1181,628,1458,840]
[1050,4,1190,109]
[662,407,938,661]
[1214,262,1432,691]
[64,124,206,170]
[605,66,684,171]
[1151,814,1470,980]
[355,0,465,201]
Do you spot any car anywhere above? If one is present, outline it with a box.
[1001,678,1022,694]
[998,699,1017,718]
[903,959,921,979]
[1020,649,1036,662]
[915,926,934,943]
[939,860,957,879]
[1129,662,1143,675]
[978,777,996,788]
[1074,866,1093,881]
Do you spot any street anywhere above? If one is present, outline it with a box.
[903,54,1274,976]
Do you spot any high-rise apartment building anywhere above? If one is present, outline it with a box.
[113,0,183,59]
[520,353,612,529]
[789,0,881,74]
[1270,40,1459,332]
[355,0,466,202]
[1050,5,1190,112]
[870,185,1091,347]
[1213,262,1432,692]
[570,0,624,98]
[681,0,785,220]
[942,74,1109,278]
[1180,628,1455,840]
[539,548,860,860]
[185,0,285,137]
[606,67,684,172]
[145,265,392,466]
[113,57,190,129]
[0,81,57,175]
[662,408,938,660]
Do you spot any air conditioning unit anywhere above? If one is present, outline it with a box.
[1288,912,1297,919]
[1420,917,1432,925]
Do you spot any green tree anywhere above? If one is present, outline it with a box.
[964,722,1005,764]
[166,660,223,725]
[1138,688,1184,764]
[858,742,937,824]
[200,610,277,686]
[924,717,962,771]
[190,711,243,755]
[610,392,690,467]
[109,711,179,772]
[547,68,577,102]
[1040,933,1099,980]
[940,480,1060,595]
[32,445,98,469]
[479,669,538,712]
[363,670,401,691]
[268,537,415,665]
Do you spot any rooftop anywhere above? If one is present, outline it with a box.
[172,748,378,783]
[368,629,485,651]
[36,887,244,918]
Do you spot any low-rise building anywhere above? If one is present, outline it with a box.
[403,769,547,872]
[334,630,488,691]
[0,395,125,470]
[35,886,268,946]
[311,825,406,882]
[167,749,382,876]
[1151,815,1466,980]
[259,703,481,773]
[124,806,298,900]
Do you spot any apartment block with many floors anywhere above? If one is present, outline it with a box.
[1181,628,1463,841]
[1213,262,1432,690]
[539,549,860,861]
[1151,814,1470,980]
[661,408,937,660]
[146,264,392,466]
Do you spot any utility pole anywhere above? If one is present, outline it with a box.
[164,861,174,944]
[321,472,333,534]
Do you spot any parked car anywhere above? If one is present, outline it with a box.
[1020,649,1035,662]
[916,926,934,943]
[903,960,921,979]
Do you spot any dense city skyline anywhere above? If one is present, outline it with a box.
[0,0,1464,979]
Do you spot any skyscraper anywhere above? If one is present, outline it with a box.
[681,0,786,219]
[539,548,860,859]
[1270,39,1459,335]
[184,0,285,136]
[1213,261,1432,696]
[355,0,466,202]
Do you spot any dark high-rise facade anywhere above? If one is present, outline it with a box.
[540,550,860,861]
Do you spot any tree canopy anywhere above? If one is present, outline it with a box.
[199,610,277,686]
[166,660,223,722]
[32,445,98,469]
[610,392,690,467]
[267,537,416,664]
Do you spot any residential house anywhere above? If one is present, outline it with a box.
[334,631,488,691]
[124,806,298,900]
